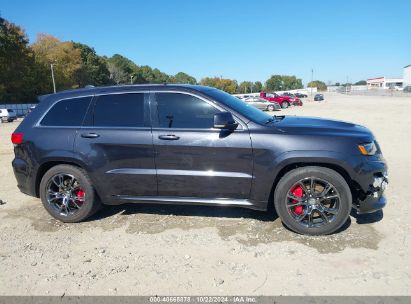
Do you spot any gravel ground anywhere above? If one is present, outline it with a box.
[0,93,410,295]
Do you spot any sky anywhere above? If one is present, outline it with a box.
[1,0,410,85]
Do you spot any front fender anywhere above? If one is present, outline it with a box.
[250,150,356,207]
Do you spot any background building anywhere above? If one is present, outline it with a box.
[367,77,403,89]
[404,65,411,89]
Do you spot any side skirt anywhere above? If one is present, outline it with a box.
[107,195,267,211]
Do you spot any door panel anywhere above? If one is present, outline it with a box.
[75,93,157,201]
[151,92,253,199]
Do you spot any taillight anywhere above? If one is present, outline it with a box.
[11,133,24,144]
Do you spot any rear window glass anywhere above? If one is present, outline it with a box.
[41,97,92,126]
[93,93,144,127]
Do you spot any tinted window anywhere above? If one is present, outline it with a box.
[93,93,144,127]
[202,88,272,124]
[41,97,92,126]
[156,93,219,129]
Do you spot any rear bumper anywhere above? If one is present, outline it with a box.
[12,157,37,197]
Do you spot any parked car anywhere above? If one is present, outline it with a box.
[403,86,411,93]
[0,108,17,122]
[12,84,388,235]
[314,94,324,101]
[244,97,281,111]
[295,93,308,98]
[260,92,302,108]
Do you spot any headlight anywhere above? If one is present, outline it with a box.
[358,142,377,155]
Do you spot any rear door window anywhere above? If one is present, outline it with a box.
[93,93,145,127]
[41,96,92,126]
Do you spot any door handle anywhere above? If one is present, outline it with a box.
[158,134,180,140]
[81,132,100,138]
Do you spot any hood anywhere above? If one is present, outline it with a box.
[273,116,374,142]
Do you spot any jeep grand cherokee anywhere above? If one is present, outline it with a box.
[11,85,388,235]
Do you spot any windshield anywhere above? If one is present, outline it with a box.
[204,88,273,124]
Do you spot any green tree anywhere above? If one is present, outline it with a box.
[281,75,303,90]
[265,75,283,91]
[264,75,303,91]
[0,17,39,101]
[307,80,327,91]
[151,68,170,83]
[72,42,111,86]
[238,81,253,93]
[106,54,138,84]
[355,80,367,85]
[253,81,263,92]
[200,77,238,94]
[171,72,197,84]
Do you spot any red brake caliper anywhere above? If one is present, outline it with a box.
[291,186,304,215]
[75,189,85,206]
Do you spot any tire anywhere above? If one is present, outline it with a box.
[40,164,101,223]
[267,105,275,111]
[274,166,351,235]
[281,101,290,109]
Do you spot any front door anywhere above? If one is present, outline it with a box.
[151,92,253,200]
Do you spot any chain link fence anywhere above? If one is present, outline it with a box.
[0,103,38,117]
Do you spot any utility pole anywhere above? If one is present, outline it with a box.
[311,68,314,96]
[50,64,56,93]
[346,76,349,94]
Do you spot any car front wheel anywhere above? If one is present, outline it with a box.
[274,166,351,235]
[267,104,275,111]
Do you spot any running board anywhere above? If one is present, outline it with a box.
[113,195,264,210]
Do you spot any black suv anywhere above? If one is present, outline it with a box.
[12,85,388,235]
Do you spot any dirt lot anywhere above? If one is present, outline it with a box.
[0,93,410,295]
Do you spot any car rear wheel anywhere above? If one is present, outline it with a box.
[40,165,101,223]
[274,166,351,235]
[281,102,290,109]
[267,104,275,111]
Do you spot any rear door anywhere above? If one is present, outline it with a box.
[75,92,157,202]
[151,91,253,200]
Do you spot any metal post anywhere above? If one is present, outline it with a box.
[346,76,349,94]
[311,68,314,96]
[50,64,56,93]
[130,75,134,84]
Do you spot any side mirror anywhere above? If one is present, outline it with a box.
[214,112,238,130]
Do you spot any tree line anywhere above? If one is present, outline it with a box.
[1,17,308,103]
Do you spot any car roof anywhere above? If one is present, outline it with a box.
[39,84,217,103]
